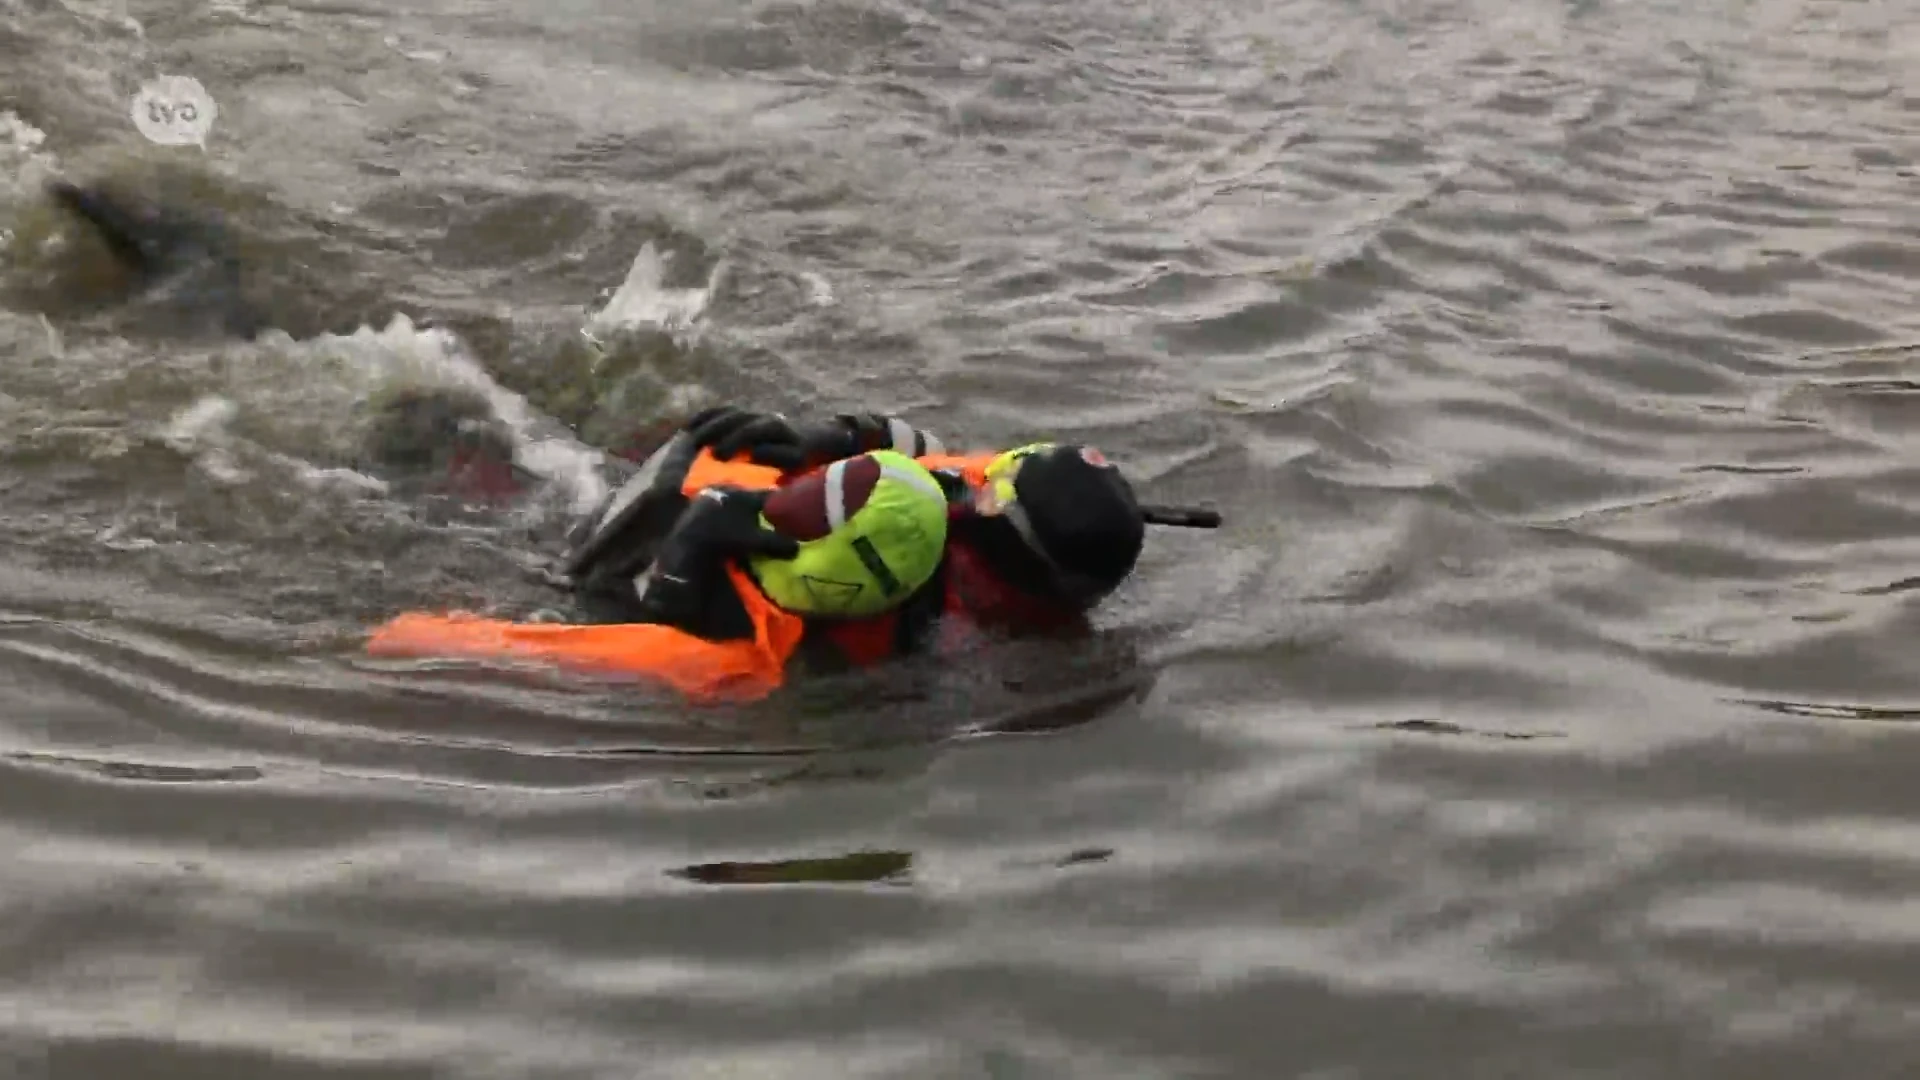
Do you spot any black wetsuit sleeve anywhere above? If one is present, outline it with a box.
[928,467,970,501]
[620,492,766,643]
[563,431,698,595]
[628,555,757,642]
[832,414,949,460]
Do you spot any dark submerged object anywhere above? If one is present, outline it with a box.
[45,178,266,338]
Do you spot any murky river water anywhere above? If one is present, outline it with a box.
[3,0,1919,1076]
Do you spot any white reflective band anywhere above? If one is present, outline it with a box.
[887,417,916,453]
[824,459,849,530]
[877,461,945,503]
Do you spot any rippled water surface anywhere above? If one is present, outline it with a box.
[3,0,1920,1076]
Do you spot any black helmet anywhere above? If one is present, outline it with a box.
[959,442,1145,607]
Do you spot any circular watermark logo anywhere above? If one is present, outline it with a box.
[130,74,217,148]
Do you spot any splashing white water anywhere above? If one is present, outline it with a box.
[296,314,614,515]
[801,271,835,308]
[0,110,59,212]
[583,241,719,344]
[145,314,613,516]
[161,392,391,496]
[152,239,730,522]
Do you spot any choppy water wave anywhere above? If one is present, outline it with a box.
[2,0,1919,1076]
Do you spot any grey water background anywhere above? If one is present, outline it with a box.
[2,0,1919,1076]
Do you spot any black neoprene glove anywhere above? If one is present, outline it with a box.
[683,407,849,472]
[630,486,799,638]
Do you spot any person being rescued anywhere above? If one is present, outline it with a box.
[366,406,1221,703]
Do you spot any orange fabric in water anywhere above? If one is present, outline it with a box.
[913,453,992,488]
[680,450,785,497]
[365,564,806,703]
[362,449,1000,700]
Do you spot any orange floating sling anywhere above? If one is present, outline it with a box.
[364,449,807,702]
[365,563,805,702]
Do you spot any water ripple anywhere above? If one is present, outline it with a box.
[3,0,1920,1075]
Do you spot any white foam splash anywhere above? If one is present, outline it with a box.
[299,314,611,515]
[164,318,607,506]
[383,34,449,63]
[0,112,46,157]
[153,265,716,521]
[162,394,238,446]
[0,110,59,205]
[160,395,251,485]
[292,463,391,497]
[36,314,63,359]
[802,271,835,308]
[162,392,394,496]
[583,241,718,342]
[81,234,731,526]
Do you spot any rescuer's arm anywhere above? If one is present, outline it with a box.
[685,406,948,473]
[625,486,797,642]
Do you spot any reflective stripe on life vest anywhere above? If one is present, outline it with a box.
[688,449,996,662]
